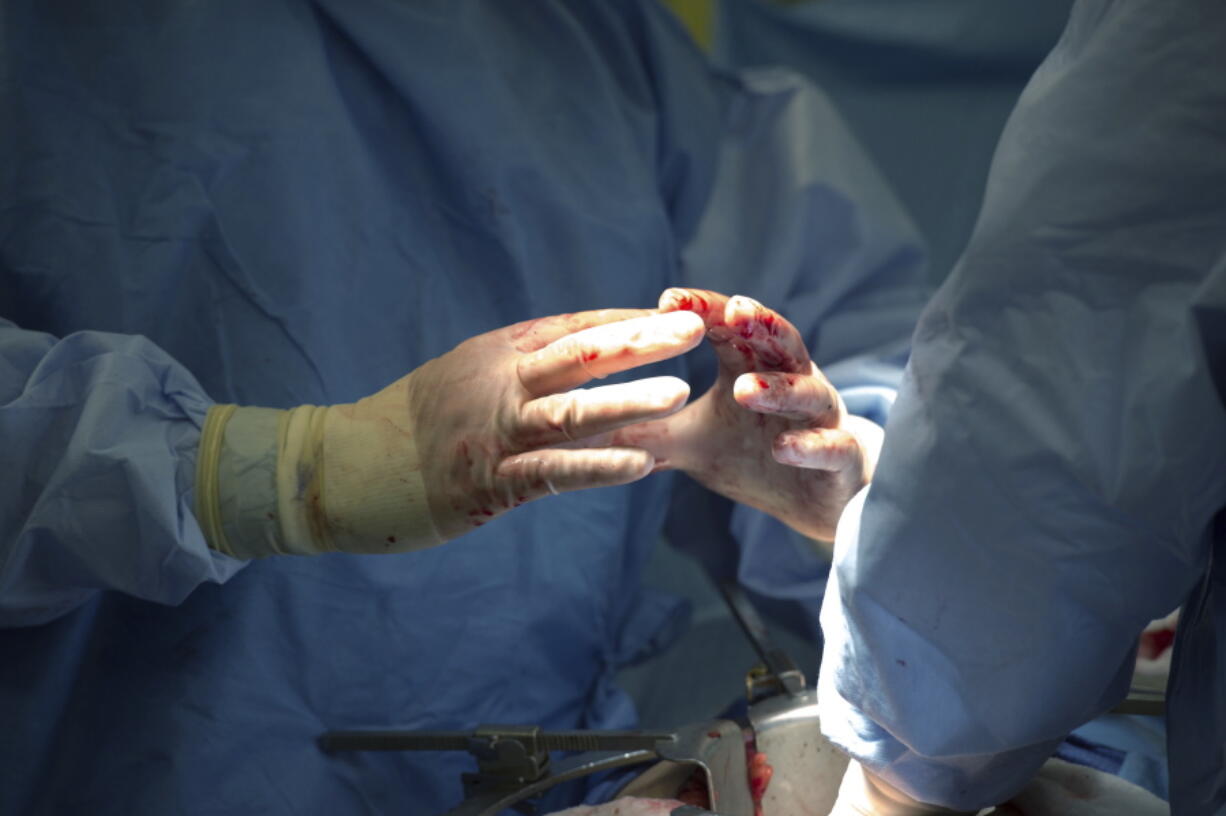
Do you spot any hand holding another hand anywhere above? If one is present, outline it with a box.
[613,288,881,542]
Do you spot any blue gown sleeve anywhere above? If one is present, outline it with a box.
[818,0,1226,808]
[0,319,244,627]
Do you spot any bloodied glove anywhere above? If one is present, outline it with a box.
[612,288,881,542]
[194,309,704,557]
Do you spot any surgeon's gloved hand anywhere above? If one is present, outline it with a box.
[612,288,879,542]
[830,761,978,816]
[194,309,704,558]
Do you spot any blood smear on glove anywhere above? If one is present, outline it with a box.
[1138,627,1175,660]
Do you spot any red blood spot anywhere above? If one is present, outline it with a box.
[707,731,722,739]
[760,313,779,335]
[583,349,599,362]
[481,508,494,517]
[386,535,397,544]
[739,321,754,339]
[756,377,770,390]
[694,294,709,310]
[1140,628,1176,660]
[675,295,695,311]
[516,496,527,503]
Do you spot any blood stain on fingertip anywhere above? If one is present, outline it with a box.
[756,377,770,390]
[760,313,779,335]
[583,349,599,362]
[481,508,494,516]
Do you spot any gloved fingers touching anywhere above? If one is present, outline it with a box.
[515,376,690,447]
[660,288,809,376]
[517,311,704,396]
[658,286,728,322]
[495,447,655,500]
[661,286,752,374]
[506,308,655,353]
[732,367,841,425]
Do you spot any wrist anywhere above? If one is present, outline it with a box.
[194,400,441,558]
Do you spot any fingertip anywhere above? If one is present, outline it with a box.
[772,429,857,471]
[732,372,772,405]
[648,310,705,357]
[659,287,697,312]
[725,294,759,319]
[662,376,692,413]
[611,447,655,481]
[670,308,707,336]
[771,433,807,468]
[723,294,760,340]
[641,375,691,414]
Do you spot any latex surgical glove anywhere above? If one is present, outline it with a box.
[194,308,704,557]
[613,288,879,542]
[829,761,977,816]
[990,759,1169,816]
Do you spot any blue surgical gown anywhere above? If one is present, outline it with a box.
[818,0,1226,812]
[0,2,929,814]
[713,0,1072,286]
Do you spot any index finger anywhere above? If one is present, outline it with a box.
[506,308,655,353]
[517,311,704,396]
